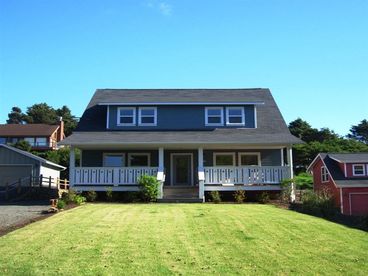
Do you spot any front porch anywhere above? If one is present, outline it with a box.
[69,146,294,201]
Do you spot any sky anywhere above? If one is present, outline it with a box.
[0,0,367,135]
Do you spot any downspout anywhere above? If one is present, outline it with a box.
[340,187,343,214]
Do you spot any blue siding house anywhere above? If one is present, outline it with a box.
[60,89,301,201]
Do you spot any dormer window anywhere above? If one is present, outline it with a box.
[138,107,157,126]
[226,107,245,126]
[118,107,136,126]
[205,107,224,126]
[353,164,366,176]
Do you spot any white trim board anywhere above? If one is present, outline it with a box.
[99,102,265,106]
[170,153,194,186]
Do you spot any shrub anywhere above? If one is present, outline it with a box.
[233,190,246,203]
[138,175,159,202]
[257,192,270,204]
[280,178,293,203]
[61,190,76,204]
[301,189,337,217]
[56,199,66,210]
[106,188,114,202]
[85,191,97,202]
[295,172,313,190]
[73,194,86,205]
[210,191,221,203]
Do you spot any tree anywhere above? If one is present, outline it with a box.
[24,103,58,124]
[56,105,78,136]
[13,140,32,152]
[6,107,26,124]
[348,119,368,144]
[46,148,80,179]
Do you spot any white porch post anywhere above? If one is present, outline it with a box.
[286,146,295,202]
[156,147,165,199]
[198,147,205,202]
[69,146,75,187]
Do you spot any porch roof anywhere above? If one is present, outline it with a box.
[59,129,301,147]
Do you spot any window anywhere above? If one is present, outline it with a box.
[353,164,366,176]
[24,137,35,146]
[226,107,245,125]
[103,153,125,167]
[321,166,329,182]
[205,107,224,126]
[128,153,150,167]
[214,152,235,166]
[138,107,157,126]
[117,107,136,126]
[239,153,261,166]
[35,137,47,147]
[0,137,6,144]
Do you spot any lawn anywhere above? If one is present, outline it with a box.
[0,204,367,275]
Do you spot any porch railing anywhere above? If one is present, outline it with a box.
[203,166,290,185]
[73,167,159,185]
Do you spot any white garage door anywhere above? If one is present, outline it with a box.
[0,165,32,187]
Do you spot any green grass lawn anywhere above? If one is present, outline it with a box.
[0,204,367,275]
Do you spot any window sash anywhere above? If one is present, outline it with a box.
[205,107,224,126]
[353,164,365,176]
[214,153,235,166]
[139,107,157,126]
[239,153,261,166]
[226,107,245,125]
[321,166,329,182]
[128,153,151,167]
[118,108,136,126]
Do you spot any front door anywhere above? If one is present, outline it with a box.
[172,154,192,186]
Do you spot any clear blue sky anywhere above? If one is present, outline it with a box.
[0,0,367,135]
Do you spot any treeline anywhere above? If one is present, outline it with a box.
[7,103,78,136]
[289,118,368,172]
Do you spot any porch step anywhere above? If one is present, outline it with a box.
[158,198,203,203]
[163,187,198,198]
[161,187,201,203]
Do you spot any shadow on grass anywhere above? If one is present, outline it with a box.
[289,203,368,232]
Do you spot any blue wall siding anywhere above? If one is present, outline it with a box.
[108,105,255,130]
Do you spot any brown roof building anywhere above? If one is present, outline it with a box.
[0,119,65,151]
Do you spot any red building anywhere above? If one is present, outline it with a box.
[308,153,368,216]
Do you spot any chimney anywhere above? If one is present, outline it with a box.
[58,116,64,141]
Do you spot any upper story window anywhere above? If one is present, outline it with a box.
[226,107,245,126]
[352,164,366,176]
[205,107,224,126]
[138,107,157,126]
[321,166,329,182]
[118,107,136,126]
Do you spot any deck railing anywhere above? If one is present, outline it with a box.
[203,166,290,185]
[73,167,159,185]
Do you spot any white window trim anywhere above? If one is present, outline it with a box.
[103,153,125,167]
[226,106,245,126]
[205,107,224,126]
[127,153,151,167]
[213,152,236,166]
[321,166,329,183]
[117,107,136,126]
[138,107,157,126]
[352,164,366,176]
[238,152,261,166]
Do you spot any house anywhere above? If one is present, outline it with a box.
[0,118,65,151]
[60,88,301,201]
[0,144,66,187]
[307,153,368,216]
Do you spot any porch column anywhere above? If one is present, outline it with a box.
[69,146,75,187]
[198,147,205,202]
[286,146,295,202]
[156,147,165,199]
